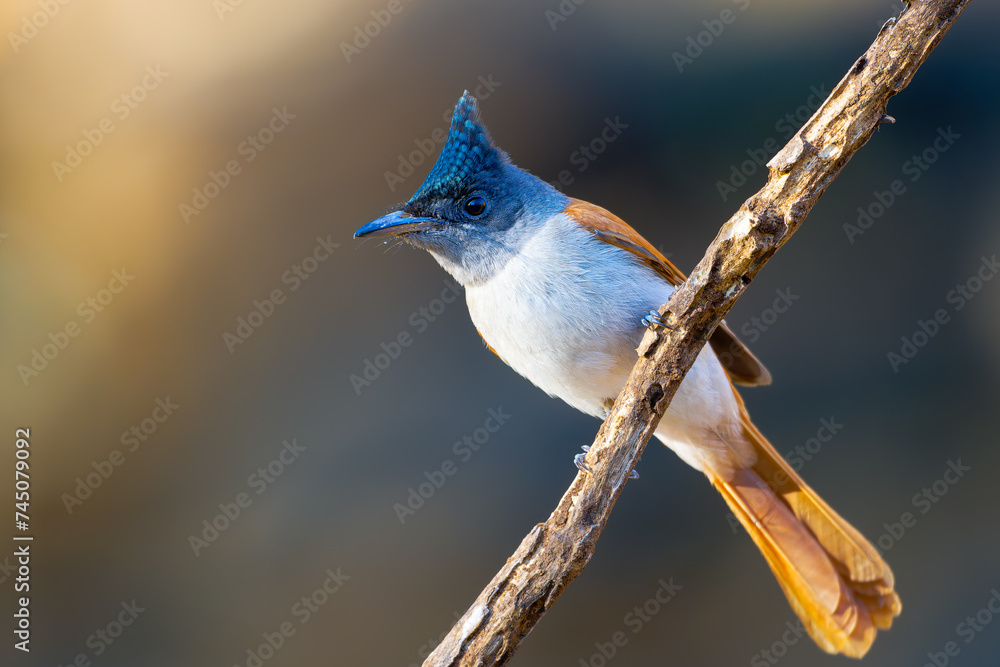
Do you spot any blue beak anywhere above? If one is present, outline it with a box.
[354,211,441,239]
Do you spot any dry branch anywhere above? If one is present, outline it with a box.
[425,1,970,664]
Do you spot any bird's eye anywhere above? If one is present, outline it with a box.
[463,196,487,217]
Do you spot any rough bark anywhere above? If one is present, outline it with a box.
[424,1,970,664]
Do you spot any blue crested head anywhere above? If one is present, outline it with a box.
[410,91,510,202]
[395,91,565,229]
[355,92,568,284]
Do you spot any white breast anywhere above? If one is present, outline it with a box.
[465,214,665,415]
[463,214,753,477]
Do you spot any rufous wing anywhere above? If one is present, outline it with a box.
[564,198,771,386]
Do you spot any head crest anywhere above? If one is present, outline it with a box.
[411,92,508,201]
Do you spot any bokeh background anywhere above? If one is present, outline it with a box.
[2,0,999,665]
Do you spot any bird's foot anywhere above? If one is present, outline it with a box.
[641,310,674,332]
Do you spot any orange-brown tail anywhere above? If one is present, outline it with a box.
[714,394,901,657]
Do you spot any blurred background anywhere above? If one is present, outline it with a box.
[1,0,998,665]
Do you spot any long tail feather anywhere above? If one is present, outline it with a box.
[714,392,901,657]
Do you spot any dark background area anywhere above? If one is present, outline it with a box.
[2,1,999,665]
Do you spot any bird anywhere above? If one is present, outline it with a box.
[354,92,901,657]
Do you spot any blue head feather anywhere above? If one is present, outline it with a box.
[410,91,510,203]
[367,92,568,282]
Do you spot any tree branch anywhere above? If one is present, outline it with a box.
[424,1,970,664]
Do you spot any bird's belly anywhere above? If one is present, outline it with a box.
[465,258,671,419]
[464,248,751,477]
